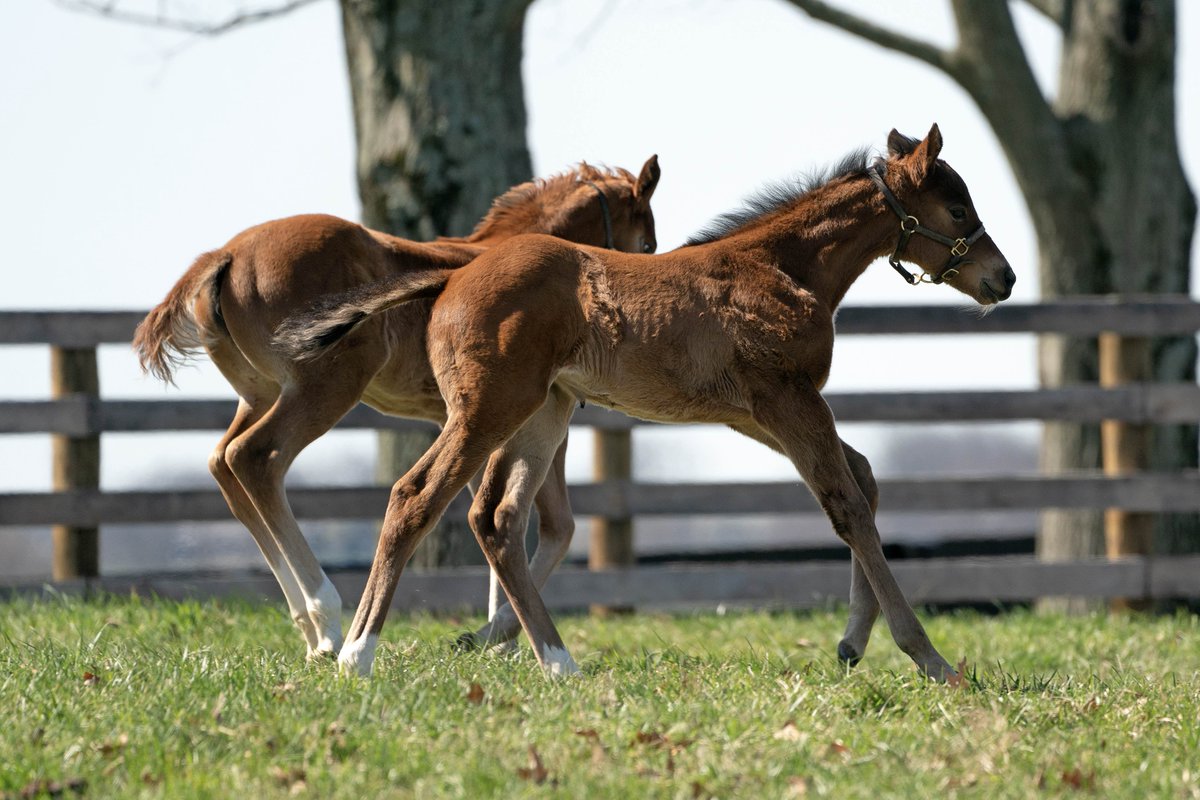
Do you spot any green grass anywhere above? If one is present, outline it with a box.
[1,595,1198,799]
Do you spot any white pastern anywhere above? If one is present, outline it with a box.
[307,576,344,654]
[542,644,580,678]
[338,634,378,677]
[487,568,503,620]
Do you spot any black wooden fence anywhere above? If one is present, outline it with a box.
[3,296,1200,609]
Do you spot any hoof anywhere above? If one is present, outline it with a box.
[541,645,580,679]
[454,632,481,652]
[337,634,378,677]
[490,639,520,656]
[305,647,338,664]
[836,640,862,668]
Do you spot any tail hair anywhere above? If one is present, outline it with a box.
[132,251,230,384]
[274,269,453,361]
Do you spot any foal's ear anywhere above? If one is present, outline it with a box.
[635,154,661,205]
[887,129,919,158]
[909,123,943,182]
[889,124,943,183]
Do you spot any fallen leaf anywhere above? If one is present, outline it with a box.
[466,682,485,705]
[140,768,160,786]
[575,728,605,764]
[96,733,129,756]
[787,776,810,797]
[774,721,805,742]
[946,658,969,689]
[826,740,850,759]
[1060,768,1094,790]
[633,731,667,748]
[516,746,549,785]
[17,777,86,798]
[81,672,100,687]
[271,766,307,788]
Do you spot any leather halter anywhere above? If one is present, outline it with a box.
[584,180,615,250]
[867,164,986,286]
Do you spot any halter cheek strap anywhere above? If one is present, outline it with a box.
[584,180,615,250]
[867,164,986,286]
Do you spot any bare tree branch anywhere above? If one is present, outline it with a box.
[782,0,955,75]
[54,0,325,36]
[1019,0,1067,29]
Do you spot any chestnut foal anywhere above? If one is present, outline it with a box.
[283,126,1015,681]
[134,158,661,660]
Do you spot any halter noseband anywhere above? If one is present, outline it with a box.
[867,164,986,286]
[584,180,615,250]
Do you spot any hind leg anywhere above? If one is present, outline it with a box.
[747,376,954,680]
[225,368,378,658]
[836,441,882,668]
[466,434,575,651]
[338,413,517,676]
[207,337,332,657]
[210,395,323,656]
[728,424,892,673]
[464,389,577,674]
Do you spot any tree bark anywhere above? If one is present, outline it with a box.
[340,0,535,566]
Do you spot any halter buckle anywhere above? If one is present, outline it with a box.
[950,238,970,257]
[940,266,960,282]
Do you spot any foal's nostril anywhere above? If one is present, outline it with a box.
[1004,265,1016,288]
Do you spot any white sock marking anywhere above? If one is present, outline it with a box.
[307,576,343,653]
[542,644,579,678]
[338,634,378,677]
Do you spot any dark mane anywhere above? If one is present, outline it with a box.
[467,163,633,240]
[685,148,874,246]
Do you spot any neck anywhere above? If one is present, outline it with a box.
[446,178,607,248]
[714,172,897,310]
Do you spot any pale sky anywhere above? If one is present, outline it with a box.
[1,0,1198,494]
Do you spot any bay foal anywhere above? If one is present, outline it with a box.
[134,158,661,660]
[284,126,1015,681]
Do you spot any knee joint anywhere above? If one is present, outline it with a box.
[208,447,231,480]
[468,500,498,543]
[225,437,284,482]
[493,501,526,539]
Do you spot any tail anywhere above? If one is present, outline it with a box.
[132,250,231,384]
[273,269,454,361]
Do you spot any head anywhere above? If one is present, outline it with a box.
[882,124,1016,304]
[575,155,660,254]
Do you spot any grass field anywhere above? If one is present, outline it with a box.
[1,594,1197,799]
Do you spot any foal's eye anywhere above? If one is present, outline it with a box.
[642,241,654,253]
[949,206,968,222]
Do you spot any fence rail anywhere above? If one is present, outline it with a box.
[3,297,1199,606]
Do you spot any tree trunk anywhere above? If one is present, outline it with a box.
[1039,0,1197,561]
[339,0,535,566]
[949,0,1196,566]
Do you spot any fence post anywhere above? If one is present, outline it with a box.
[589,427,633,615]
[1099,332,1152,608]
[51,346,100,580]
